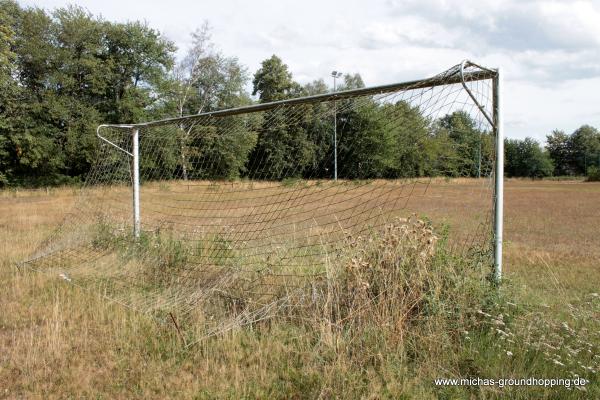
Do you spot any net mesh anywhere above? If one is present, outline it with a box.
[23,61,497,338]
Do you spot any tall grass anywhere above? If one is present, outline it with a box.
[2,181,599,398]
[68,215,598,398]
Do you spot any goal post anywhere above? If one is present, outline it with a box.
[493,68,504,282]
[105,61,504,281]
[27,60,503,330]
[132,127,141,239]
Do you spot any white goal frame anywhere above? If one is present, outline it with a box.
[96,61,504,281]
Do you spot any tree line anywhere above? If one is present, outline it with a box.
[1,2,598,186]
[505,126,600,179]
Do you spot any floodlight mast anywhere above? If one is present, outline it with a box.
[331,71,342,181]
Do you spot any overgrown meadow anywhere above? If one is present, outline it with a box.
[1,179,598,399]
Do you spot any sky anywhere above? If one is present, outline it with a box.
[19,0,600,142]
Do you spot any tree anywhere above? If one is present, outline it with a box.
[0,0,19,185]
[300,74,369,179]
[168,22,249,117]
[0,3,176,186]
[570,125,600,175]
[249,55,314,179]
[165,23,251,180]
[435,111,489,177]
[184,119,258,180]
[338,73,365,91]
[251,55,301,102]
[383,101,431,178]
[101,19,175,123]
[505,137,553,178]
[1,4,67,185]
[336,101,393,179]
[303,79,328,96]
[546,129,573,176]
[298,80,332,178]
[546,126,600,176]
[0,0,17,79]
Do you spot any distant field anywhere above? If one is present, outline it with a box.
[0,179,598,398]
[501,180,600,299]
[2,179,597,293]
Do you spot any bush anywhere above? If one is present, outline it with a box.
[587,166,600,182]
[82,214,599,398]
[0,172,8,187]
[283,217,493,374]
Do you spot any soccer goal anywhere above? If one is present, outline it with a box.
[24,61,503,335]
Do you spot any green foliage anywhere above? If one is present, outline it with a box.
[435,111,493,177]
[546,130,573,176]
[185,119,258,179]
[571,125,600,175]
[1,2,594,186]
[252,55,301,102]
[250,108,316,179]
[505,137,554,178]
[0,3,175,186]
[546,126,600,177]
[338,72,365,90]
[385,101,433,177]
[0,1,17,78]
[587,166,600,182]
[249,57,314,179]
[337,101,394,178]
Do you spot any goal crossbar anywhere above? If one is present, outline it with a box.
[99,67,497,131]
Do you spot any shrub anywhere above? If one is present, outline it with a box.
[284,217,493,370]
[586,166,600,182]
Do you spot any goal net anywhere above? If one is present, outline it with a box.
[23,61,500,338]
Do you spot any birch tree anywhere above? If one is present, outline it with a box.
[170,22,249,180]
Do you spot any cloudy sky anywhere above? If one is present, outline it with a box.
[20,0,600,141]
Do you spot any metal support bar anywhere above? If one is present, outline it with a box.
[333,74,338,181]
[334,103,338,181]
[111,68,494,130]
[132,127,141,238]
[459,61,495,127]
[493,69,504,282]
[96,125,134,156]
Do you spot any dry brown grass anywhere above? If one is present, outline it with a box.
[501,179,600,300]
[0,179,599,398]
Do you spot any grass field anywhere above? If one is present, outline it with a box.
[0,179,598,399]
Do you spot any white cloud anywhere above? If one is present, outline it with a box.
[538,1,600,48]
[359,17,466,49]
